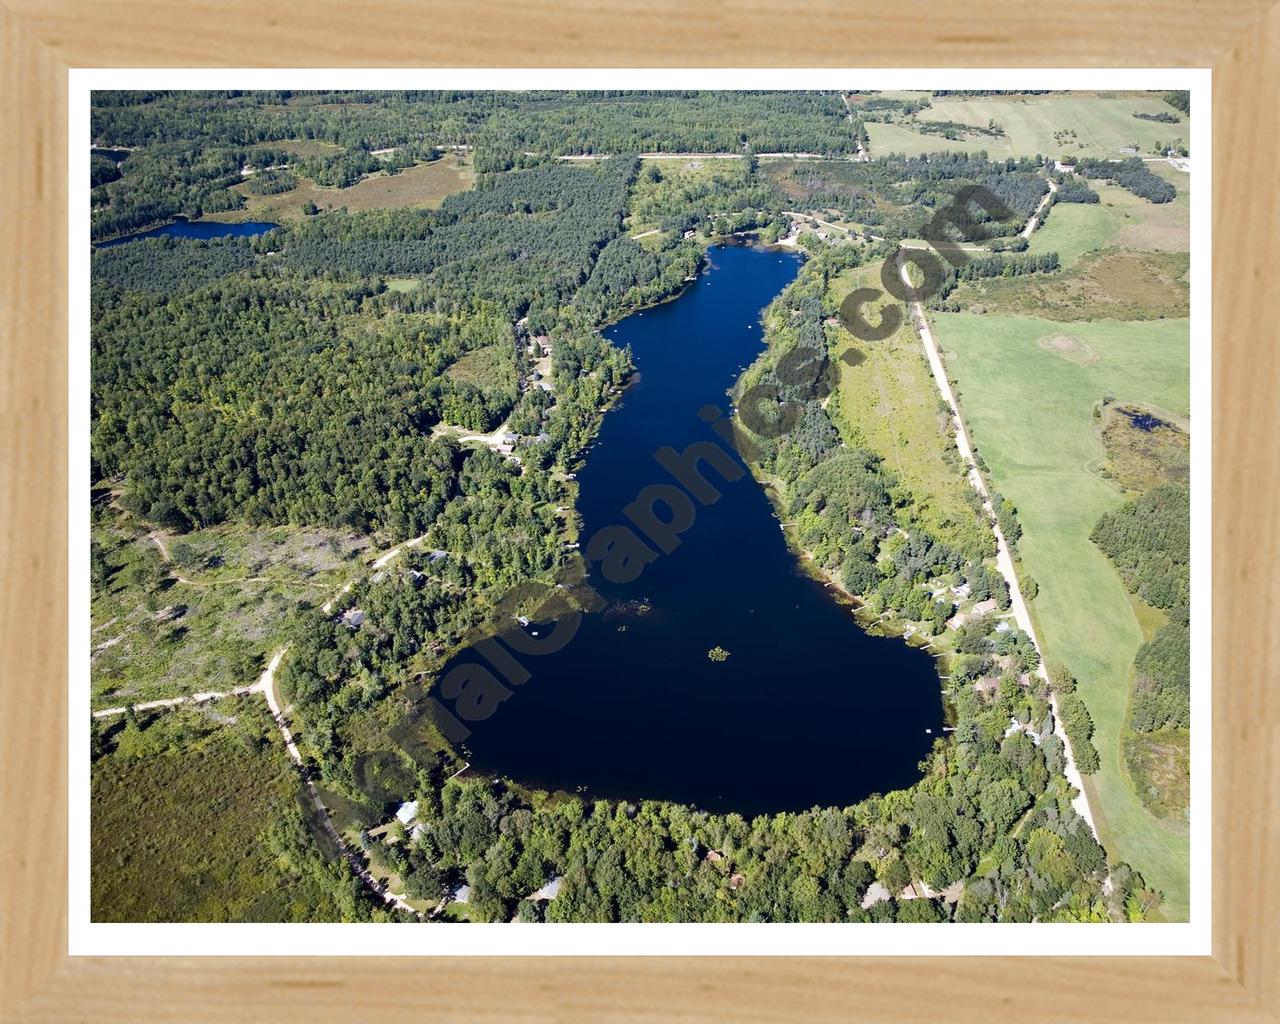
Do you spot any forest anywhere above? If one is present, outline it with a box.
[90,91,860,240]
[92,158,644,536]
[91,234,259,293]
[1073,158,1177,203]
[1091,484,1191,732]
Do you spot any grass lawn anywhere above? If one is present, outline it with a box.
[933,311,1191,919]
[91,504,370,708]
[825,265,990,559]
[206,155,475,225]
[866,91,1190,160]
[91,699,353,921]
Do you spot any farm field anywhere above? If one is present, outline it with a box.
[866,91,1190,160]
[825,265,989,558]
[91,699,355,922]
[207,154,475,224]
[91,504,370,709]
[1028,165,1191,268]
[933,311,1191,919]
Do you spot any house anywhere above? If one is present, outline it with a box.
[946,612,969,631]
[450,883,471,905]
[427,549,448,563]
[994,620,1012,633]
[972,598,998,616]
[728,872,746,891]
[951,582,971,599]
[340,608,366,629]
[683,229,696,239]
[528,876,561,901]
[704,849,724,864]
[395,800,418,826]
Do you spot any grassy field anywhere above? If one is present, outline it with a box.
[933,312,1190,918]
[206,154,475,225]
[446,344,517,389]
[946,248,1189,321]
[1028,167,1190,268]
[866,91,1190,160]
[825,265,990,558]
[262,138,344,159]
[91,504,369,708]
[91,699,353,921]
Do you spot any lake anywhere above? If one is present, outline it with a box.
[97,219,278,248]
[445,242,944,817]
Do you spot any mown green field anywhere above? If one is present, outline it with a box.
[867,91,1189,160]
[933,311,1191,919]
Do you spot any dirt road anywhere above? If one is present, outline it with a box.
[1020,177,1059,239]
[902,256,1098,837]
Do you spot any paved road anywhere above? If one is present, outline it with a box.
[902,257,1098,837]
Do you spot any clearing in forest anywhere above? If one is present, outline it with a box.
[825,264,990,560]
[209,155,476,224]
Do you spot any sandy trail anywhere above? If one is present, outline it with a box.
[902,255,1098,837]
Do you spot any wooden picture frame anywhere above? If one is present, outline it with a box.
[2,2,1276,1019]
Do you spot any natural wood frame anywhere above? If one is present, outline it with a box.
[2,2,1277,1019]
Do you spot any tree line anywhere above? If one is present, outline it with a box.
[1091,483,1190,731]
[1073,158,1177,203]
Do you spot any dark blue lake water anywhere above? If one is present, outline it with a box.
[97,219,278,248]
[446,242,943,817]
